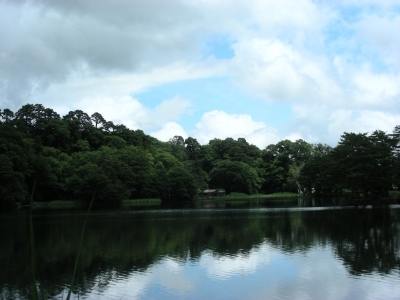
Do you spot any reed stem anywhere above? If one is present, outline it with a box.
[29,179,39,300]
[66,189,97,300]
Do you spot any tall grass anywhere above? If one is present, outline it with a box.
[29,184,97,299]
[66,189,97,300]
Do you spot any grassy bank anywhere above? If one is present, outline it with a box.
[389,190,400,198]
[31,193,299,209]
[32,199,162,209]
[196,192,299,201]
[32,200,83,209]
[122,199,162,206]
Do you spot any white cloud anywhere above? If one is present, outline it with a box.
[231,39,304,102]
[327,110,355,136]
[74,95,190,132]
[246,127,282,149]
[152,96,191,126]
[354,111,400,133]
[150,122,188,142]
[250,0,327,36]
[0,0,223,107]
[222,1,399,144]
[1,0,399,146]
[77,96,145,129]
[230,38,345,108]
[28,61,219,112]
[194,110,279,148]
[288,105,400,146]
[284,133,304,142]
[352,68,400,108]
[354,14,400,68]
[328,109,400,137]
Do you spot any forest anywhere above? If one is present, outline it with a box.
[0,104,399,207]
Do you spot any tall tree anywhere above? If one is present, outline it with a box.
[91,112,106,129]
[0,154,26,206]
[298,143,333,195]
[209,160,261,194]
[169,135,187,161]
[261,139,312,193]
[63,110,92,126]
[14,104,60,137]
[164,165,197,201]
[0,109,15,124]
[392,125,400,189]
[185,137,202,161]
[329,131,396,197]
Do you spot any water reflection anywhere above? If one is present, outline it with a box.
[195,196,343,209]
[0,205,399,299]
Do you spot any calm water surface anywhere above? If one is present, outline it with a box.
[1,199,400,299]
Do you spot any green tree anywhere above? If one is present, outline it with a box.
[40,119,72,150]
[261,139,312,193]
[207,137,261,164]
[0,108,15,124]
[117,146,152,198]
[298,143,333,195]
[391,125,400,189]
[102,121,116,133]
[185,137,202,160]
[209,160,261,194]
[104,136,127,149]
[368,130,397,195]
[168,135,187,161]
[184,137,207,190]
[288,163,305,194]
[67,148,134,204]
[38,146,72,200]
[164,165,197,201]
[91,112,106,129]
[0,124,30,177]
[329,131,396,197]
[63,110,92,127]
[0,154,26,206]
[14,104,60,138]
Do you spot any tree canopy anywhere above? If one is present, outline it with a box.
[0,103,399,208]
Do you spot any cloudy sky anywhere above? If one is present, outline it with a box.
[1,0,399,148]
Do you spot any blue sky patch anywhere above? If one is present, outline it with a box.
[203,34,235,59]
[133,77,292,133]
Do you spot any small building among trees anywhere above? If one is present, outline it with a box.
[202,189,225,197]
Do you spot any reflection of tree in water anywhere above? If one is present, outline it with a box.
[0,208,399,298]
[264,208,400,275]
[326,208,400,275]
[261,210,329,253]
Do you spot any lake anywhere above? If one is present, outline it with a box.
[1,198,400,299]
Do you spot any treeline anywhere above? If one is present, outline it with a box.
[0,104,399,207]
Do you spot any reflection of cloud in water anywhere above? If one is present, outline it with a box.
[91,256,193,300]
[247,247,400,300]
[199,242,272,280]
[154,257,194,294]
[87,271,150,300]
[74,245,400,300]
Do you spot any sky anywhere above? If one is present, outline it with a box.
[1,0,399,148]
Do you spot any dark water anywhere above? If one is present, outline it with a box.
[1,200,400,299]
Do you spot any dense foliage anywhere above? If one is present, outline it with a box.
[0,104,399,207]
